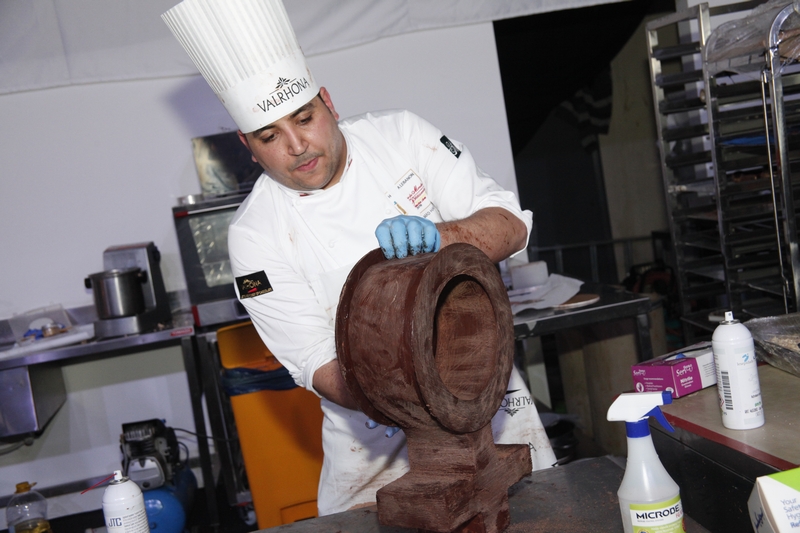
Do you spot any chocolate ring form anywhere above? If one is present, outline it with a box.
[336,244,531,533]
[335,243,513,433]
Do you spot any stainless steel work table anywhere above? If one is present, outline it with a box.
[0,317,194,372]
[254,456,710,532]
[513,282,655,361]
[653,364,800,533]
[0,312,223,529]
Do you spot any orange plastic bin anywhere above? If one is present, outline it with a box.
[216,321,324,529]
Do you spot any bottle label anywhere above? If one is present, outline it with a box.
[715,349,763,427]
[629,495,685,532]
[106,506,149,533]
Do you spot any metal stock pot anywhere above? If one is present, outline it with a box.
[85,267,147,319]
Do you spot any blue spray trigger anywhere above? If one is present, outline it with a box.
[646,405,675,433]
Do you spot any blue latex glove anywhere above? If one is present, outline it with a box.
[365,418,401,438]
[375,216,440,259]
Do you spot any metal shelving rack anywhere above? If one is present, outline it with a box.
[647,1,800,343]
[648,4,724,343]
[704,0,800,321]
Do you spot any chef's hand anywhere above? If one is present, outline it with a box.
[375,216,440,259]
[365,417,401,438]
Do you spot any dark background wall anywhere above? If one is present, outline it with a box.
[494,0,674,282]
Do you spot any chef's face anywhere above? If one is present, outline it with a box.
[238,87,346,192]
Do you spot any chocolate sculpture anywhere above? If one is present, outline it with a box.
[336,244,532,533]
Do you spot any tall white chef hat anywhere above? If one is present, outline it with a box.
[162,0,319,133]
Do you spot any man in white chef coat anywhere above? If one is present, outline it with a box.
[163,0,556,516]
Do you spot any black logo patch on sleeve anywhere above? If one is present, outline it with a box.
[440,135,461,159]
[236,271,273,299]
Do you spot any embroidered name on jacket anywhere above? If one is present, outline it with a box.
[393,170,437,219]
[236,271,273,299]
[440,135,461,158]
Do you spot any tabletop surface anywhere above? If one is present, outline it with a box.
[256,456,710,532]
[661,364,800,471]
[512,283,652,339]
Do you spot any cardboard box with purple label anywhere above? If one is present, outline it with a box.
[631,342,717,398]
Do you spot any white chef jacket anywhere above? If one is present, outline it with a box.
[228,109,556,515]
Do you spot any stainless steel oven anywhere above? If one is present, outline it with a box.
[172,191,251,327]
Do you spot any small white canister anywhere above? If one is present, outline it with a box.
[102,470,151,533]
[711,311,765,430]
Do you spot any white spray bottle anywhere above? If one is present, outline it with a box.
[711,311,764,430]
[607,391,686,533]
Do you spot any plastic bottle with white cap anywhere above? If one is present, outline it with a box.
[607,391,685,533]
[711,311,764,430]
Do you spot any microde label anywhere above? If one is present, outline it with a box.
[630,496,684,532]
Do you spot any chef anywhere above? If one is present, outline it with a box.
[162,0,556,516]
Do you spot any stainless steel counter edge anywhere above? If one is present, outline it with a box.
[0,322,195,371]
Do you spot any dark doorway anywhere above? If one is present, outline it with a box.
[494,0,674,283]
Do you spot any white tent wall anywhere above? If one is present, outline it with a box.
[0,0,629,96]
